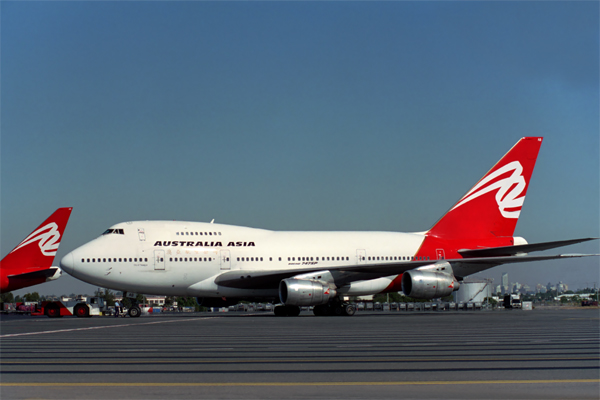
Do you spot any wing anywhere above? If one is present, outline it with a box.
[214,252,596,290]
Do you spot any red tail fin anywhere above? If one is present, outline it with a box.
[1,207,73,292]
[427,137,542,240]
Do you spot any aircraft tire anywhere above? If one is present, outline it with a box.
[333,304,344,316]
[285,305,301,317]
[274,305,287,316]
[128,306,141,318]
[74,304,90,318]
[313,304,327,316]
[343,304,356,316]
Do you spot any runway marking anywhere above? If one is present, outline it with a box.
[2,356,598,365]
[1,379,598,387]
[0,317,217,338]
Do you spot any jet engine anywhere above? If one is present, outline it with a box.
[279,279,336,306]
[401,270,459,299]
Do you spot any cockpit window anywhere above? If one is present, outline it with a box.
[102,228,124,235]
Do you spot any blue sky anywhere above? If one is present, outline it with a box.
[2,2,598,296]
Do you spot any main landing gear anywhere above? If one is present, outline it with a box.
[313,300,356,317]
[273,305,301,317]
[123,292,142,318]
[273,299,356,317]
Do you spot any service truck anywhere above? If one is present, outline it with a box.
[31,297,107,318]
[503,294,522,309]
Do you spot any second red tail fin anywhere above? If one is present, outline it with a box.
[1,207,73,292]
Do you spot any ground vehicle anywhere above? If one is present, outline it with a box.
[31,296,107,318]
[503,294,522,309]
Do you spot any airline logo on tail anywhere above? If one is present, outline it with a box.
[450,161,526,219]
[10,223,62,256]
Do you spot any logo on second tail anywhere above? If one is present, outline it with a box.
[11,223,62,256]
[450,161,526,219]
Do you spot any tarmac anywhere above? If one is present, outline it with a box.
[1,308,599,400]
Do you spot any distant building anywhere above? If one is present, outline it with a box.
[146,295,166,306]
[502,273,509,294]
[557,282,568,293]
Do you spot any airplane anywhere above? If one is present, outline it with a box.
[59,137,596,317]
[1,207,73,293]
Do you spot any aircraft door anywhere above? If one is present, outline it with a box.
[138,228,146,241]
[356,249,366,265]
[220,250,231,270]
[436,249,445,260]
[154,250,165,270]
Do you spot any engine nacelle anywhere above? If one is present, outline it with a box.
[279,279,336,306]
[402,270,458,299]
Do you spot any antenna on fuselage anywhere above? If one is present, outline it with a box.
[210,219,214,224]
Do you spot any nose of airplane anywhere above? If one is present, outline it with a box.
[60,252,75,275]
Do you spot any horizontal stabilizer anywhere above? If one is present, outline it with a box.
[458,238,598,258]
[7,267,60,280]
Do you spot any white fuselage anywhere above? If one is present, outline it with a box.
[60,221,427,299]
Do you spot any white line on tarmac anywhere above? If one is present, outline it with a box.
[0,317,217,338]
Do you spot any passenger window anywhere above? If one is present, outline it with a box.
[269,257,272,261]
[260,257,263,261]
[145,258,147,262]
[176,232,179,235]
[103,258,106,262]
[185,232,189,235]
[170,258,172,261]
[209,232,212,236]
[279,257,281,261]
